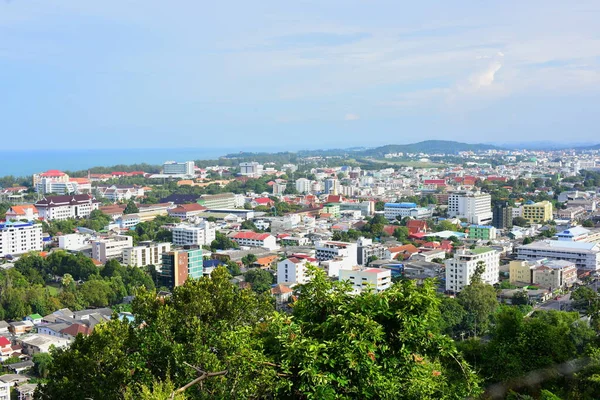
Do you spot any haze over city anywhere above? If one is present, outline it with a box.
[1,0,600,150]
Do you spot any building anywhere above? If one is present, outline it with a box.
[339,201,374,217]
[239,162,264,177]
[339,267,392,294]
[492,201,512,230]
[517,240,600,271]
[324,178,340,195]
[159,245,203,288]
[315,241,358,266]
[468,225,497,241]
[4,205,39,222]
[445,247,500,292]
[356,237,389,266]
[91,235,133,263]
[231,232,278,251]
[95,185,145,202]
[277,257,310,284]
[383,202,432,221]
[33,170,76,194]
[447,192,493,225]
[35,194,100,221]
[122,242,171,268]
[163,161,195,176]
[522,201,553,223]
[18,334,70,355]
[167,203,208,219]
[58,233,89,251]
[198,193,237,209]
[0,222,43,258]
[509,259,577,289]
[172,221,216,247]
[295,178,312,194]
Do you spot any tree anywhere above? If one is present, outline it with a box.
[225,261,241,276]
[366,255,378,266]
[123,200,139,215]
[240,220,259,232]
[393,226,409,243]
[241,253,258,267]
[511,291,529,305]
[513,216,528,227]
[458,280,498,336]
[210,232,239,251]
[244,268,273,293]
[522,236,534,245]
[32,352,53,378]
[582,219,595,228]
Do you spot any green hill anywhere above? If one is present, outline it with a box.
[360,140,500,156]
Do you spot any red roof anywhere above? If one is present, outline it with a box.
[0,337,10,347]
[40,169,66,177]
[364,268,387,274]
[69,177,90,184]
[326,195,343,203]
[424,179,446,185]
[60,323,92,337]
[8,205,38,215]
[271,284,293,295]
[254,197,273,205]
[170,203,207,213]
[233,231,271,241]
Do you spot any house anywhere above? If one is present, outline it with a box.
[60,323,93,340]
[251,197,275,208]
[252,255,278,269]
[4,205,39,222]
[15,383,37,400]
[0,322,9,335]
[406,220,428,234]
[18,334,70,355]
[271,284,294,307]
[24,314,42,326]
[412,249,446,262]
[386,244,419,260]
[7,361,34,374]
[8,321,34,336]
[0,337,12,360]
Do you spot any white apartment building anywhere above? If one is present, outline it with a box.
[239,162,264,177]
[123,242,171,268]
[163,161,195,176]
[0,222,43,257]
[231,231,278,251]
[172,221,216,247]
[58,233,90,251]
[356,237,389,266]
[517,240,600,271]
[448,192,493,225]
[272,182,287,195]
[339,267,392,294]
[91,235,133,263]
[445,247,500,292]
[277,257,310,284]
[295,178,312,194]
[35,194,100,221]
[315,241,358,266]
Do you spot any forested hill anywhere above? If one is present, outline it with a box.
[358,140,501,157]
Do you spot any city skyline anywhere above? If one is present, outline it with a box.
[1,1,599,149]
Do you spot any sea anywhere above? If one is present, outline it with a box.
[0,148,240,177]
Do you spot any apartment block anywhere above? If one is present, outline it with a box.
[172,222,216,247]
[448,192,493,225]
[522,201,553,223]
[509,259,577,289]
[0,222,43,257]
[339,267,392,294]
[122,242,171,268]
[91,235,133,263]
[159,246,203,288]
[445,247,500,292]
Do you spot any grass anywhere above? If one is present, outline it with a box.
[45,284,61,296]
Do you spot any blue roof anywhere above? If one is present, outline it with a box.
[0,221,33,229]
[385,202,417,209]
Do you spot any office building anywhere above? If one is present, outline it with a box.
[315,241,358,266]
[198,193,237,209]
[445,247,500,292]
[383,202,433,221]
[492,201,513,229]
[0,221,43,257]
[522,201,553,223]
[159,246,203,288]
[356,237,389,266]
[172,221,216,247]
[163,161,195,176]
[509,259,577,289]
[239,162,264,177]
[448,192,493,225]
[517,240,600,271]
[91,235,133,263]
[122,242,171,268]
[295,178,312,194]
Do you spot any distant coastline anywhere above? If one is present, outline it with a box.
[0,148,234,177]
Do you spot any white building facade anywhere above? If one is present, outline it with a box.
[122,242,171,268]
[445,248,500,292]
[172,222,216,247]
[517,240,600,271]
[339,268,392,294]
[91,235,133,263]
[0,222,43,257]
[448,192,493,225]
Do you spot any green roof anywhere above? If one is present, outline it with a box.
[470,247,493,255]
[28,313,42,320]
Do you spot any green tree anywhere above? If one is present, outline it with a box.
[123,200,139,214]
[511,291,529,306]
[513,217,528,227]
[241,253,258,267]
[244,268,273,293]
[210,232,239,251]
[32,352,53,378]
[582,219,595,228]
[458,280,498,336]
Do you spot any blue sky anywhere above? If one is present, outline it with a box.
[1,0,599,150]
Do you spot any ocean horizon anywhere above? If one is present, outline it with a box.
[0,148,240,177]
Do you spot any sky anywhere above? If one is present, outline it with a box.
[1,0,600,150]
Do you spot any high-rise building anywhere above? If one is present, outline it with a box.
[159,245,203,288]
[324,178,340,195]
[447,191,493,225]
[162,161,195,176]
[91,235,133,263]
[122,242,172,268]
[492,201,513,229]
[295,178,312,194]
[0,222,43,257]
[445,247,500,292]
[239,162,264,177]
[522,201,553,223]
[172,222,216,247]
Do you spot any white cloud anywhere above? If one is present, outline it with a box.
[344,113,360,121]
[469,61,503,88]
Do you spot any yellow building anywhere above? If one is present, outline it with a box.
[509,260,532,284]
[522,200,553,223]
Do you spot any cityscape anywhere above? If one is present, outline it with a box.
[2,0,600,399]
